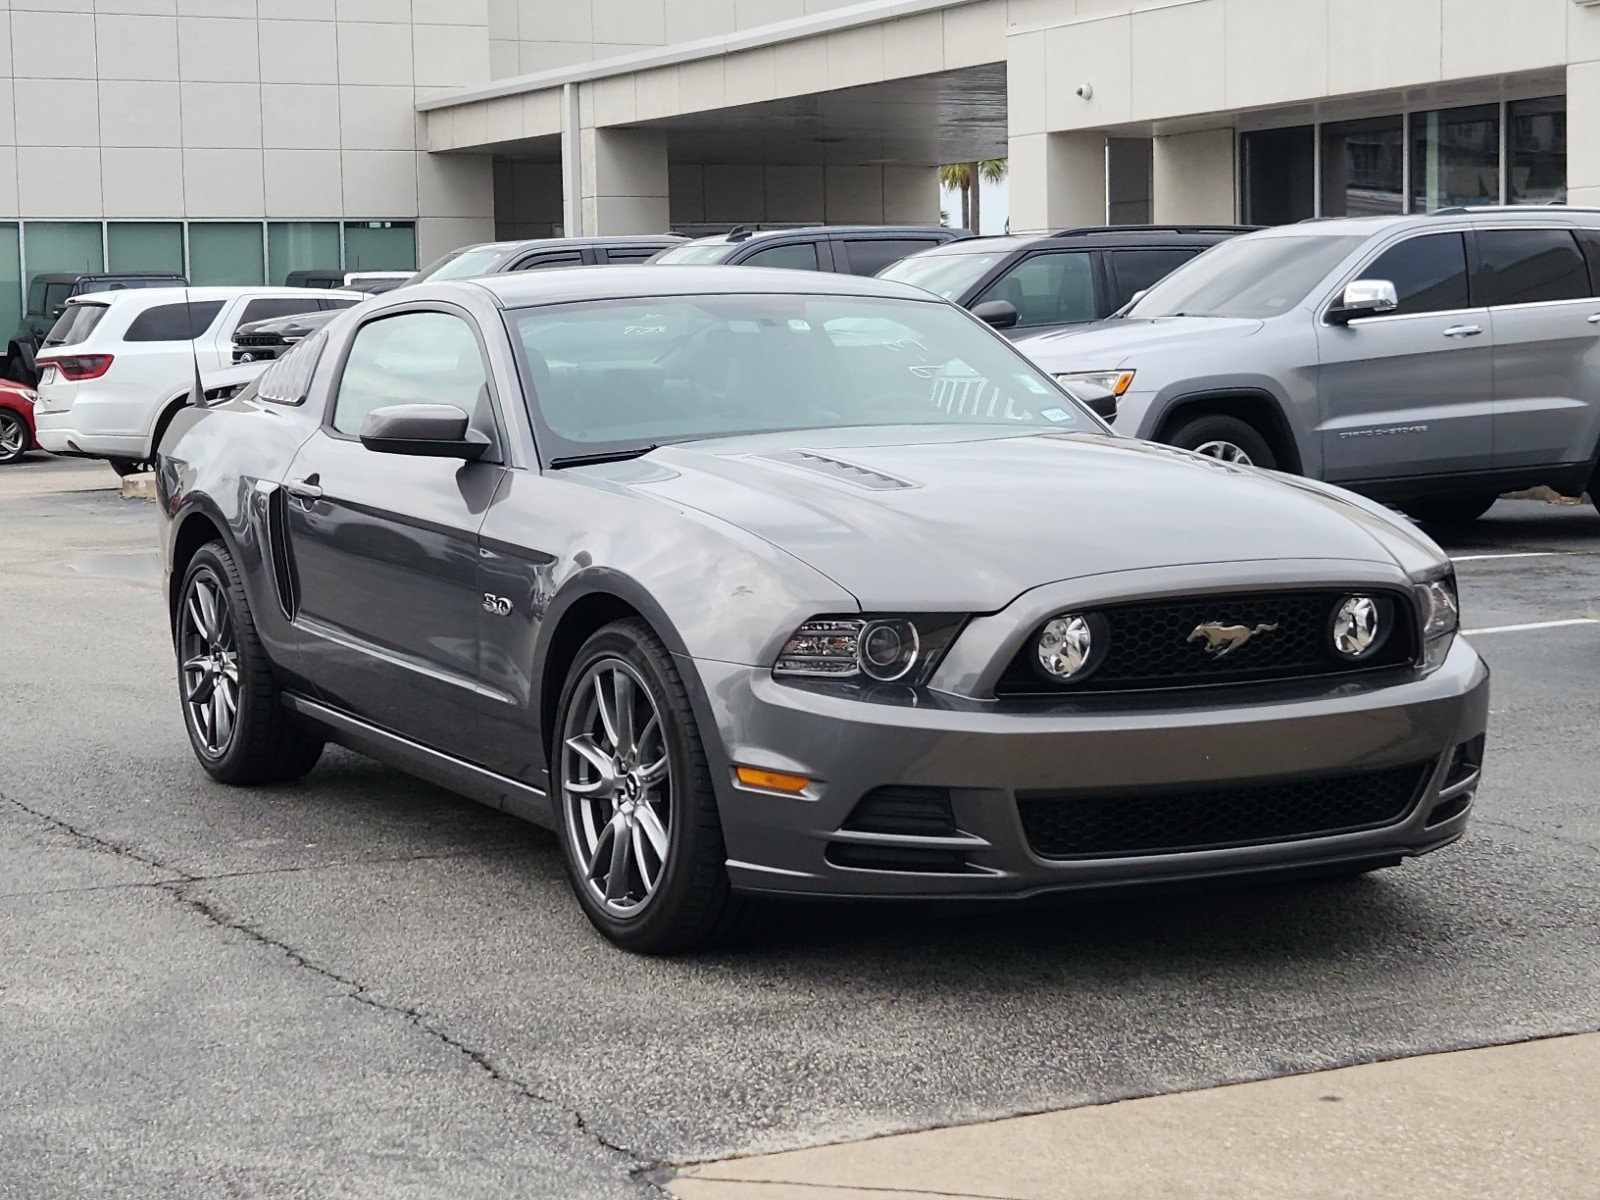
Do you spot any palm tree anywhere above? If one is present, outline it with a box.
[939,159,1008,232]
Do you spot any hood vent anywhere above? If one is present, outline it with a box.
[760,449,914,491]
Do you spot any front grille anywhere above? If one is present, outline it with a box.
[234,333,288,349]
[998,589,1416,695]
[1017,762,1431,859]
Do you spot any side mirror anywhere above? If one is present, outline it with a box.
[1056,379,1118,423]
[359,404,489,460]
[972,299,1020,330]
[1328,279,1398,325]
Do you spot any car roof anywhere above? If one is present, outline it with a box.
[452,235,687,256]
[679,225,961,248]
[452,264,941,308]
[33,271,185,282]
[1246,207,1600,240]
[66,285,364,308]
[905,226,1256,258]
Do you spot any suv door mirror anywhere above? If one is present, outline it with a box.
[359,404,490,460]
[972,299,1020,330]
[1328,279,1399,324]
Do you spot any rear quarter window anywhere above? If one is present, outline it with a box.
[124,301,226,342]
[43,304,110,348]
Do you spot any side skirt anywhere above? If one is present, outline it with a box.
[280,693,556,831]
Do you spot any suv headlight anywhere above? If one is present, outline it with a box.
[774,615,965,686]
[1413,566,1459,670]
[1053,370,1134,396]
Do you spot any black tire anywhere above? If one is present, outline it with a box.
[176,541,323,785]
[552,618,746,954]
[0,410,28,465]
[6,341,36,386]
[1400,493,1498,527]
[1164,413,1278,470]
[108,458,147,478]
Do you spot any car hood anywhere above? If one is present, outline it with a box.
[1014,316,1266,370]
[579,429,1433,612]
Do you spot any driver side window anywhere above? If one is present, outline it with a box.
[331,311,500,456]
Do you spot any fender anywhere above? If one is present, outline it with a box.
[1145,384,1311,476]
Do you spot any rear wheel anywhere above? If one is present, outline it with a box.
[0,410,28,464]
[553,619,746,954]
[1164,414,1278,470]
[176,541,323,784]
[1400,493,1498,527]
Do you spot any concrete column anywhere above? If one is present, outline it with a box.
[1569,62,1600,208]
[577,127,671,235]
[1152,127,1237,224]
[1007,131,1106,235]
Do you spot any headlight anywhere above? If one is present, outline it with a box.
[774,615,964,686]
[1053,370,1135,396]
[1412,567,1459,670]
[20,389,38,405]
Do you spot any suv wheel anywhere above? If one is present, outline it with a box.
[553,619,746,954]
[1165,414,1277,470]
[1400,494,1498,527]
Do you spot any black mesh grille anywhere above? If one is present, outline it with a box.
[1017,762,1431,859]
[234,333,288,348]
[999,590,1415,695]
[841,786,958,837]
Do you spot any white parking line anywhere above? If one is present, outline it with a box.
[1465,618,1600,636]
[1451,551,1565,563]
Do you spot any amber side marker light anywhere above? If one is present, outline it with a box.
[735,766,811,793]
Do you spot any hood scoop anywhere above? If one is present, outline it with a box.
[759,449,915,491]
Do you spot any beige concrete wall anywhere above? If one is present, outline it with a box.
[1151,127,1235,223]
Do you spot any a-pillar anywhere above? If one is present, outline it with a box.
[574,126,671,235]
[1151,127,1237,224]
[1007,131,1106,235]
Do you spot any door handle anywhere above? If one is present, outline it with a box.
[284,475,322,505]
[1442,324,1482,338]
[1587,314,1600,325]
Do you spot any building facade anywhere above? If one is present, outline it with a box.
[1,0,1594,340]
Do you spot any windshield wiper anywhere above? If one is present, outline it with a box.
[548,445,659,469]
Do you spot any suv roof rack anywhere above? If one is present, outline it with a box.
[1427,204,1600,216]
[1049,224,1261,237]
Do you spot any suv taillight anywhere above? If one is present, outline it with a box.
[39,354,114,381]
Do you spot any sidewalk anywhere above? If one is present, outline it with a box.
[668,1033,1600,1199]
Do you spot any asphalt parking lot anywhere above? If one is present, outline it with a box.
[3,455,1599,1199]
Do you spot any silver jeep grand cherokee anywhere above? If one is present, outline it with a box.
[1018,208,1600,525]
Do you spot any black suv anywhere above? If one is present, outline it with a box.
[410,235,688,285]
[8,272,187,381]
[232,301,365,364]
[648,225,970,274]
[877,225,1257,337]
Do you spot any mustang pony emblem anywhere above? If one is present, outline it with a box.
[1187,621,1279,657]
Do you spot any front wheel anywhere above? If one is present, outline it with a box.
[177,542,323,784]
[553,619,746,954]
[1164,414,1278,470]
[1400,493,1497,527]
[0,410,28,464]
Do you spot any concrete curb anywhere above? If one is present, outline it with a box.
[120,472,157,502]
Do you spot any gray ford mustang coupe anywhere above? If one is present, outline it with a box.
[156,267,1489,953]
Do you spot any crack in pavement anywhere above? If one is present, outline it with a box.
[1,787,658,1188]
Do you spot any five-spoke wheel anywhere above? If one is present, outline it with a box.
[179,567,242,759]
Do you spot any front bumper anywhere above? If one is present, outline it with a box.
[692,637,1489,899]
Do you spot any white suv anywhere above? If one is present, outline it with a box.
[33,287,361,474]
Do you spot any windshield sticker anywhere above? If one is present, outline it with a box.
[1017,375,1050,394]
[1040,407,1074,423]
[787,319,811,332]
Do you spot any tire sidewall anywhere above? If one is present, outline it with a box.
[552,624,718,949]
[0,410,26,464]
[178,544,260,776]
[1169,415,1277,470]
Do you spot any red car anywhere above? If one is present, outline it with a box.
[0,378,38,465]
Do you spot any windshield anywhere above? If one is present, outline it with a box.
[1126,234,1367,319]
[877,250,1010,299]
[652,242,736,265]
[408,246,509,285]
[507,295,1090,458]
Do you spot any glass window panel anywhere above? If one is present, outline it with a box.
[741,242,820,270]
[343,221,417,272]
[106,222,185,275]
[25,221,105,282]
[124,301,226,343]
[333,311,490,439]
[838,238,939,276]
[1241,126,1316,225]
[1362,233,1470,316]
[1320,116,1404,217]
[1474,229,1588,306]
[0,224,22,356]
[188,223,266,286]
[1107,249,1197,310]
[1508,97,1566,206]
[973,251,1097,328]
[1410,105,1499,212]
[267,222,342,285]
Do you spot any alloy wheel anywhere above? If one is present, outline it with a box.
[179,568,241,758]
[560,658,672,918]
[0,412,25,461]
[1191,439,1254,465]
